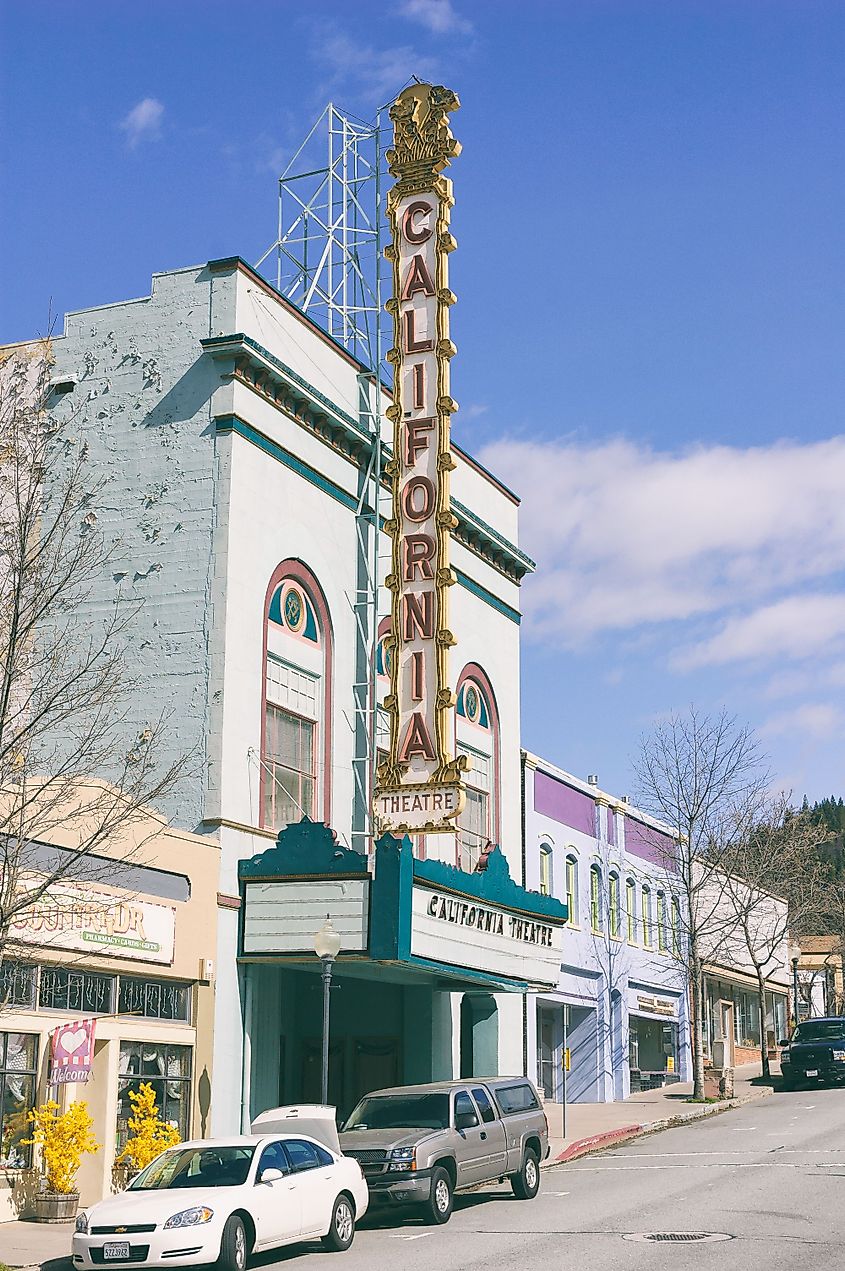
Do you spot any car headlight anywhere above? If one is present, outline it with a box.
[75,1212,89,1234]
[164,1207,215,1229]
[387,1147,416,1172]
[833,1049,845,1061]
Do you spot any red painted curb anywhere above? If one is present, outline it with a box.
[553,1123,643,1163]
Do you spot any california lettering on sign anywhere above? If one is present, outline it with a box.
[374,83,467,836]
[425,891,555,948]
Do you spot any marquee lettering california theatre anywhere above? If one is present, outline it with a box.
[425,891,555,947]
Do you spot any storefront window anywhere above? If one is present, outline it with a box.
[0,1032,38,1168]
[0,961,37,1008]
[628,1017,679,1092]
[40,966,114,1014]
[117,1042,192,1153]
[734,987,761,1048]
[118,978,191,1022]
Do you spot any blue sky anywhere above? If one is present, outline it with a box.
[2,0,844,803]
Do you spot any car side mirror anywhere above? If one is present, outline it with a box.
[778,1038,789,1047]
[259,1167,285,1184]
[455,1112,479,1131]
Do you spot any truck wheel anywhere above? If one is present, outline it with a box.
[421,1167,453,1224]
[322,1194,355,1251]
[217,1216,247,1271]
[511,1149,540,1200]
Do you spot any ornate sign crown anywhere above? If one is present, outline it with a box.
[386,83,461,194]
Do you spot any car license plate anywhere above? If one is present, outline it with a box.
[103,1243,130,1260]
[805,1069,818,1078]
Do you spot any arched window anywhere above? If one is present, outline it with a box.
[565,855,578,926]
[642,885,653,947]
[455,664,500,872]
[656,891,667,952]
[539,843,553,897]
[608,872,621,939]
[590,864,603,933]
[626,878,637,944]
[671,896,682,957]
[261,561,332,832]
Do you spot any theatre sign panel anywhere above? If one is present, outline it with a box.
[375,82,467,835]
[239,821,567,991]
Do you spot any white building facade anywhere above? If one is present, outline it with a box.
[27,241,567,1133]
[523,754,692,1107]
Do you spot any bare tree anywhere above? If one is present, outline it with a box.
[719,798,825,1079]
[634,707,769,1099]
[0,339,190,990]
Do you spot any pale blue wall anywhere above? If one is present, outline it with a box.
[49,265,231,831]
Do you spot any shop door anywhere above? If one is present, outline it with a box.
[716,1000,735,1067]
[537,1007,558,1101]
[353,1038,399,1107]
[300,1040,345,1109]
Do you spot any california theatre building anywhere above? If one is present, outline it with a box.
[28,82,568,1135]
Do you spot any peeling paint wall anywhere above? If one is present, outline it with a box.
[49,265,227,832]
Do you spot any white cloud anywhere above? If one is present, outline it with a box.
[120,98,164,148]
[399,0,473,35]
[677,594,845,670]
[314,33,439,104]
[461,402,488,420]
[762,703,843,741]
[479,434,845,656]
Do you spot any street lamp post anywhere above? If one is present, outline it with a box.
[314,916,342,1106]
[791,956,801,1030]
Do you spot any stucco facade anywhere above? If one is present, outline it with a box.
[522,754,691,1114]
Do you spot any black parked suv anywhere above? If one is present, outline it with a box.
[780,1017,845,1089]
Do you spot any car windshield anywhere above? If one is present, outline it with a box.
[792,1021,845,1043]
[128,1146,255,1190]
[343,1094,450,1131]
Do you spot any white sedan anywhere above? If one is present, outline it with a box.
[72,1134,369,1269]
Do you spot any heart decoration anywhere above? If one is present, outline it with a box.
[58,1026,88,1056]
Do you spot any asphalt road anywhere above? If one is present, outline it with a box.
[255,1088,845,1270]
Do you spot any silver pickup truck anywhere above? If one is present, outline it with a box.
[339,1077,549,1224]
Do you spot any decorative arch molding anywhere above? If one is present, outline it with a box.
[261,558,334,828]
[455,661,501,847]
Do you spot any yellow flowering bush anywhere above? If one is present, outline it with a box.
[117,1082,180,1173]
[25,1100,100,1194]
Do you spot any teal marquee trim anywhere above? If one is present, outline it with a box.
[238,816,369,879]
[454,569,522,625]
[405,955,529,993]
[216,416,359,512]
[414,846,567,923]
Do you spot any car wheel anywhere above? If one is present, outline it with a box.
[511,1149,540,1200]
[217,1215,248,1271]
[322,1194,355,1252]
[421,1167,453,1225]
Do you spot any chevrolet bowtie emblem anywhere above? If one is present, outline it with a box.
[115,1227,127,1233]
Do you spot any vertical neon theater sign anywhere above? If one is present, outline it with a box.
[374,83,467,835]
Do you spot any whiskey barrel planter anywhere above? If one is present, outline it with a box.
[34,1191,80,1223]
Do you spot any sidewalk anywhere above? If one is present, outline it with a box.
[542,1061,776,1166]
[1,1218,72,1271]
